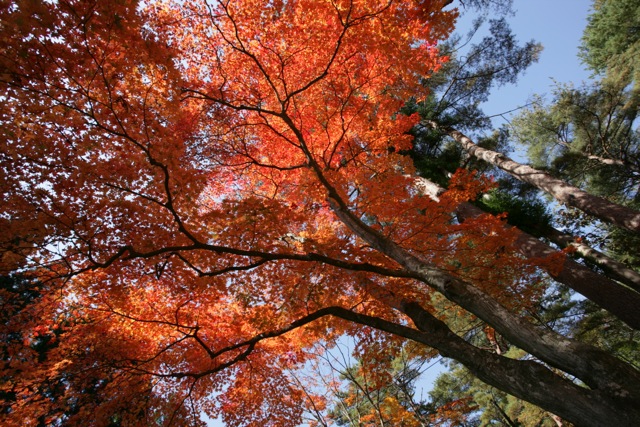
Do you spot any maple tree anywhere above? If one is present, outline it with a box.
[1,0,640,426]
[301,339,436,426]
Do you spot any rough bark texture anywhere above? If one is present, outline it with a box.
[424,121,640,234]
[294,111,640,427]
[330,304,640,427]
[455,202,640,329]
[328,197,640,400]
[401,302,640,427]
[541,226,640,293]
[415,175,640,329]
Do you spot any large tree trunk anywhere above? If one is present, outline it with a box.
[456,202,640,329]
[423,120,640,234]
[536,225,640,293]
[331,304,640,427]
[416,176,640,329]
[288,112,640,427]
[328,197,640,395]
[400,303,640,427]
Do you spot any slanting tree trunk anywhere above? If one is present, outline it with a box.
[332,303,640,427]
[399,302,640,427]
[553,138,640,173]
[537,226,640,293]
[478,192,640,293]
[423,120,640,234]
[327,196,640,397]
[456,202,640,330]
[416,176,640,329]
[287,112,640,427]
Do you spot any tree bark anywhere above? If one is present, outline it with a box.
[423,121,640,234]
[538,225,640,293]
[331,304,640,427]
[455,202,640,329]
[285,109,640,427]
[400,302,640,427]
[327,196,640,400]
[416,176,640,329]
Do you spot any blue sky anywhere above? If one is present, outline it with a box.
[205,2,595,425]
[463,1,594,125]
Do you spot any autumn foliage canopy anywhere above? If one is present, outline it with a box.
[1,1,639,426]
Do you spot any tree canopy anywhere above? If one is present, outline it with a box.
[580,0,640,91]
[1,1,639,426]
